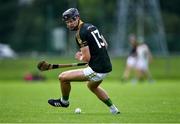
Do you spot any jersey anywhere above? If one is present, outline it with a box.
[136,43,149,65]
[75,21,112,73]
[129,46,137,57]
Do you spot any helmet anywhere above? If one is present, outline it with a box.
[62,8,79,21]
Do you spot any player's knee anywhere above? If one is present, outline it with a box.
[58,72,67,82]
[87,84,93,92]
[87,83,96,92]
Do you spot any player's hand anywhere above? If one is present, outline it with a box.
[75,51,82,61]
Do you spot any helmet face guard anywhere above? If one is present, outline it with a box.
[62,8,79,21]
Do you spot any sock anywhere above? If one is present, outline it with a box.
[110,104,116,109]
[103,98,113,107]
[62,96,69,101]
[61,96,69,105]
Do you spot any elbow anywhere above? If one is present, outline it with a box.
[84,58,90,62]
[81,56,90,62]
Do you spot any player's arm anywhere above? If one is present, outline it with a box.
[80,46,91,62]
[148,50,153,63]
[146,45,153,63]
[75,46,90,62]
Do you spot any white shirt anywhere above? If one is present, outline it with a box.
[136,43,150,65]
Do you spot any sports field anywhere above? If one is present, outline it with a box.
[0,57,180,123]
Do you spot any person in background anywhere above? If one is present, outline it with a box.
[121,34,138,82]
[135,37,154,82]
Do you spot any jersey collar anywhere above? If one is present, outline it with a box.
[77,20,84,30]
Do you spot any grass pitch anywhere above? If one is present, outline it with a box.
[0,57,180,123]
[0,80,180,123]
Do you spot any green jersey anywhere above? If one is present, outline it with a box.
[76,21,112,73]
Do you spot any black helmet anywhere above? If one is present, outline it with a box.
[62,8,79,21]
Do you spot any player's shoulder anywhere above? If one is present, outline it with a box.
[80,23,97,33]
[138,43,149,51]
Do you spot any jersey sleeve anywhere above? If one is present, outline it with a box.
[78,25,89,48]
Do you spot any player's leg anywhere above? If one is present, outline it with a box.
[59,68,88,98]
[121,56,136,82]
[135,67,144,81]
[87,81,120,114]
[87,80,108,100]
[143,67,154,83]
[136,62,153,82]
[135,60,146,81]
[48,68,88,107]
[83,67,120,114]
[122,65,131,81]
